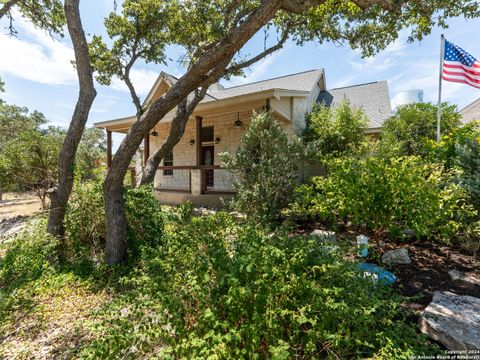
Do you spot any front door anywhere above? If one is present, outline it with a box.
[202,146,214,188]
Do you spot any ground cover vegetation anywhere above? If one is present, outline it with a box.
[0,183,439,358]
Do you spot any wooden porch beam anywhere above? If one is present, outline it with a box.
[196,116,202,166]
[144,133,150,165]
[106,129,112,168]
[196,116,204,194]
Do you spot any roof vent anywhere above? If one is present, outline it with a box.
[208,83,224,93]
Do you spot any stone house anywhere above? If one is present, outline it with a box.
[95,69,391,206]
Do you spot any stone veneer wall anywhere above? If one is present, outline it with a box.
[151,109,291,192]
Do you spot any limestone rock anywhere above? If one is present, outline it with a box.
[420,291,480,350]
[448,269,480,287]
[381,248,411,265]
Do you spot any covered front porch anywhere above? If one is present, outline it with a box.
[95,82,296,207]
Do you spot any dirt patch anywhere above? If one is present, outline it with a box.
[380,241,480,306]
[0,193,43,221]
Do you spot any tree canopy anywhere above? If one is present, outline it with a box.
[381,102,462,157]
[0,0,64,35]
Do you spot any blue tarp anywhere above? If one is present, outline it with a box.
[355,262,396,285]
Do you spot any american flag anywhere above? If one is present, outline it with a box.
[442,40,480,89]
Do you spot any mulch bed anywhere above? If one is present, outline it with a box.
[381,240,480,304]
[293,221,480,309]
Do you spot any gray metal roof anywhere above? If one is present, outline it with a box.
[205,69,324,101]
[317,81,392,129]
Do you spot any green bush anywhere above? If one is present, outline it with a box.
[65,180,106,262]
[124,184,164,256]
[64,181,164,262]
[455,137,480,210]
[381,102,461,157]
[293,156,474,241]
[221,112,303,222]
[304,100,369,158]
[80,213,437,359]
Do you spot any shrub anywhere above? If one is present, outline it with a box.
[65,180,106,262]
[381,102,461,157]
[80,214,437,358]
[64,181,164,262]
[456,137,480,210]
[304,100,369,158]
[221,112,303,222]
[124,184,164,256]
[293,156,474,241]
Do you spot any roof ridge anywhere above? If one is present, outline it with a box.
[328,80,386,91]
[223,68,323,90]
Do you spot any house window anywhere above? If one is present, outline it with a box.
[163,150,173,176]
[201,126,214,143]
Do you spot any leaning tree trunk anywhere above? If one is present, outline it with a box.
[103,0,284,264]
[47,0,96,238]
[140,86,209,185]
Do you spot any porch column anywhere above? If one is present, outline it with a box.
[195,116,204,195]
[196,116,202,165]
[106,129,112,168]
[144,133,150,165]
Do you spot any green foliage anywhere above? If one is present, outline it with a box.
[221,112,303,222]
[456,137,480,211]
[381,102,461,157]
[89,0,171,90]
[65,181,106,263]
[304,100,369,158]
[0,219,58,292]
[2,0,65,35]
[426,120,480,169]
[64,181,164,262]
[75,127,106,181]
[79,214,437,359]
[124,184,164,256]
[293,156,474,241]
[0,126,64,207]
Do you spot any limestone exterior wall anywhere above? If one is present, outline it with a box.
[151,108,291,192]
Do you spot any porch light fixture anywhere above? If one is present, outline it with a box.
[234,112,242,128]
[215,137,221,144]
[150,126,159,137]
[189,139,195,145]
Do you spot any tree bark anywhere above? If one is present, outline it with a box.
[103,0,284,264]
[47,0,96,238]
[140,87,209,185]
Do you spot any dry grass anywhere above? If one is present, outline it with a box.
[0,193,44,221]
[0,275,111,359]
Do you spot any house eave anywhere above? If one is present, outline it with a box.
[95,88,310,131]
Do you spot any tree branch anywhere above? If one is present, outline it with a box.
[226,26,290,74]
[123,53,143,116]
[0,0,20,20]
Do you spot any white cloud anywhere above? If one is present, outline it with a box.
[110,68,159,96]
[0,12,158,97]
[0,15,77,85]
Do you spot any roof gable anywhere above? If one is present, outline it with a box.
[317,81,392,129]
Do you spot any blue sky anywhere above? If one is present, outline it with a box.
[1,2,480,149]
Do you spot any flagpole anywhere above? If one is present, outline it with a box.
[437,34,445,143]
